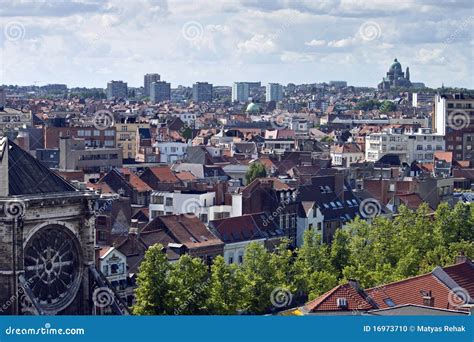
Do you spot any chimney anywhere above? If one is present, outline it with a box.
[422,291,435,307]
[348,279,360,291]
[334,172,344,201]
[455,251,467,264]
[129,219,139,235]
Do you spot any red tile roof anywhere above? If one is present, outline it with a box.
[434,151,453,163]
[174,170,197,181]
[367,273,453,310]
[304,260,474,313]
[119,168,152,192]
[305,283,375,312]
[396,193,433,212]
[442,260,474,299]
[147,166,180,183]
[142,214,223,249]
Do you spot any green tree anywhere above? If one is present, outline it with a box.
[133,244,170,315]
[329,229,351,278]
[245,162,267,184]
[294,229,333,295]
[379,100,396,113]
[208,256,242,314]
[239,243,276,314]
[307,271,338,300]
[166,255,209,315]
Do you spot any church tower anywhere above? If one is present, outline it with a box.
[406,67,410,81]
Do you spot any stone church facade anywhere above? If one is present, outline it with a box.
[0,137,126,315]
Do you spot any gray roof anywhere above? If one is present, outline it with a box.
[1,138,76,196]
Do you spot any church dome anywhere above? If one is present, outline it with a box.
[389,58,402,71]
[245,102,260,113]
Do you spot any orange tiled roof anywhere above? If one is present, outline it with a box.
[305,283,375,312]
[119,168,152,192]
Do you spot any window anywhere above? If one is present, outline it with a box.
[317,222,322,230]
[105,130,114,136]
[102,265,109,276]
[383,298,396,307]
[165,198,173,206]
[153,196,164,204]
[97,216,107,225]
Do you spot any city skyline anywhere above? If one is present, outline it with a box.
[1,0,473,89]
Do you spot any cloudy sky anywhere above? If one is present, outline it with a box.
[0,0,473,88]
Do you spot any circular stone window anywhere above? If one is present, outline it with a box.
[24,225,82,313]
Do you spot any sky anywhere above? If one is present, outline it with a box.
[0,0,473,89]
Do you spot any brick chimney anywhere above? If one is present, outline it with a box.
[334,172,345,201]
[422,290,435,307]
[455,251,467,264]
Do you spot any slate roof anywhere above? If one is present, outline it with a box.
[209,212,284,244]
[296,175,360,222]
[1,138,76,196]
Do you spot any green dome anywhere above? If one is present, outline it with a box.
[246,102,260,113]
[390,58,402,71]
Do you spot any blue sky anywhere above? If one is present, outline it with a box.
[0,0,473,88]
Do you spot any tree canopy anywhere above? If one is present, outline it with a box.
[133,202,474,315]
[245,162,267,184]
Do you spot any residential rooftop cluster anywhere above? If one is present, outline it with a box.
[0,58,473,316]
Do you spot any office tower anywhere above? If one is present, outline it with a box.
[106,81,128,100]
[232,82,250,102]
[266,83,283,102]
[150,81,171,103]
[192,82,213,102]
[144,73,161,97]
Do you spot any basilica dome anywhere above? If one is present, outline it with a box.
[389,58,402,72]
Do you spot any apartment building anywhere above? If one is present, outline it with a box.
[115,122,150,159]
[365,127,444,164]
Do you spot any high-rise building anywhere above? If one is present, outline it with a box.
[433,93,474,163]
[106,81,128,100]
[232,82,250,102]
[144,73,160,97]
[0,88,5,109]
[192,82,213,102]
[150,81,171,103]
[266,83,283,102]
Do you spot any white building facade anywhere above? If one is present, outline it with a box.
[365,127,444,164]
[149,191,216,224]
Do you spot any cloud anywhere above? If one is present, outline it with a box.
[415,48,447,65]
[304,39,326,47]
[0,0,472,88]
[327,37,356,48]
[237,34,277,54]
